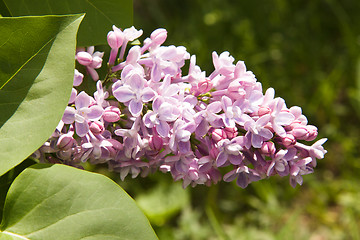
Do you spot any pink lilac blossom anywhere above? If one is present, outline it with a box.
[34,26,327,189]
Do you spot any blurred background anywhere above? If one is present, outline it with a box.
[114,0,360,239]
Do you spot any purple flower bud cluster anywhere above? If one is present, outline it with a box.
[33,26,327,188]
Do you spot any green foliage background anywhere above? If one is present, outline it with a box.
[127,0,360,239]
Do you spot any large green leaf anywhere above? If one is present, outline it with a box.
[0,164,158,240]
[0,15,84,176]
[2,0,133,46]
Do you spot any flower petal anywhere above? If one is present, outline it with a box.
[156,120,170,137]
[216,151,228,167]
[223,169,238,182]
[259,128,273,140]
[129,72,144,91]
[163,84,179,97]
[207,101,222,113]
[223,116,235,128]
[87,105,104,120]
[129,99,143,117]
[141,87,156,102]
[75,91,91,109]
[273,123,286,138]
[221,96,232,110]
[62,107,76,124]
[236,172,249,188]
[276,112,295,125]
[251,134,263,148]
[257,114,271,127]
[75,121,89,137]
[178,141,190,154]
[113,85,134,102]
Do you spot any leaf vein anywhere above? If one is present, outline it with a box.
[86,0,113,23]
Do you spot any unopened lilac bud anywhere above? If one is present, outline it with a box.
[107,28,124,49]
[210,147,220,159]
[57,149,72,160]
[281,134,296,147]
[260,141,276,156]
[89,121,104,134]
[73,69,83,87]
[57,134,74,150]
[76,51,92,66]
[150,28,167,46]
[197,79,213,94]
[149,135,163,151]
[90,55,103,69]
[224,127,238,139]
[188,168,199,181]
[291,124,317,141]
[291,125,308,140]
[211,128,227,142]
[258,106,271,116]
[306,125,318,141]
[103,106,121,122]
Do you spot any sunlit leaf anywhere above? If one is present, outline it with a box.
[0,15,84,176]
[0,164,158,240]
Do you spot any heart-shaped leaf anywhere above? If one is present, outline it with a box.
[0,15,84,176]
[3,0,133,46]
[0,164,158,240]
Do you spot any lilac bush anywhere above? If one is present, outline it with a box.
[33,26,327,188]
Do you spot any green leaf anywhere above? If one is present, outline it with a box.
[3,0,133,46]
[0,159,36,223]
[0,15,84,176]
[0,164,158,240]
[0,1,11,17]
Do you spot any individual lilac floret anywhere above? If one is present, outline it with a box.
[80,131,121,163]
[268,97,295,138]
[94,81,109,108]
[266,149,292,177]
[107,25,124,65]
[143,97,180,137]
[215,137,245,167]
[243,115,273,149]
[112,72,156,117]
[220,96,244,128]
[150,45,190,82]
[62,91,103,137]
[119,26,143,60]
[76,47,104,81]
[210,51,235,78]
[169,119,193,154]
[141,28,168,53]
[223,165,261,188]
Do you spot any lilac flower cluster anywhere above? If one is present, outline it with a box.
[33,26,327,188]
